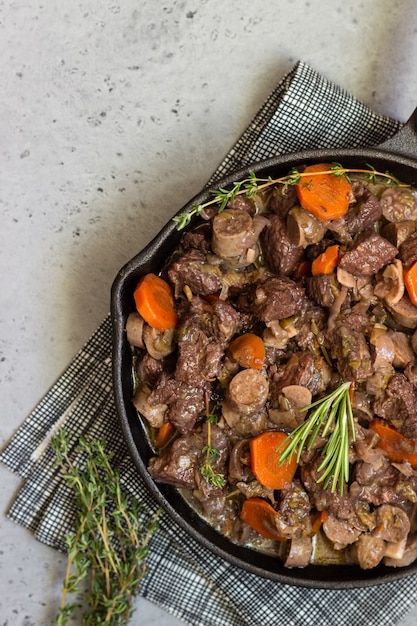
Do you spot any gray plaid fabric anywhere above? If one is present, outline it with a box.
[1,61,416,626]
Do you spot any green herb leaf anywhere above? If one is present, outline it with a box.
[51,430,161,626]
[277,381,356,495]
[173,164,407,230]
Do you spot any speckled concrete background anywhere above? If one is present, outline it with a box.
[2,1,417,624]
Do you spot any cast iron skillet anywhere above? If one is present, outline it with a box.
[111,108,417,589]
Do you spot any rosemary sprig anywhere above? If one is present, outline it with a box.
[200,395,226,488]
[278,381,356,495]
[51,430,160,626]
[173,164,405,230]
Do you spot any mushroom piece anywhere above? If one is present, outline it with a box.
[383,534,417,567]
[281,385,312,410]
[381,220,415,248]
[286,206,326,248]
[336,266,357,289]
[349,533,386,570]
[374,259,404,306]
[263,320,291,350]
[386,330,415,368]
[228,438,251,481]
[386,295,417,329]
[142,324,175,360]
[268,385,313,429]
[132,383,167,428]
[284,536,312,568]
[125,311,145,348]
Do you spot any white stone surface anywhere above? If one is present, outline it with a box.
[1,1,417,624]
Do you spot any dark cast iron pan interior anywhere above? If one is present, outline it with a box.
[111,107,417,589]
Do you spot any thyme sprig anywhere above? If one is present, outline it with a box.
[278,381,356,496]
[200,395,226,488]
[51,430,160,626]
[173,164,404,230]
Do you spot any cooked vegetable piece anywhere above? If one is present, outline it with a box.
[403,260,417,307]
[240,497,285,540]
[310,510,329,536]
[133,273,178,332]
[296,163,351,222]
[294,259,311,278]
[250,431,297,489]
[156,422,176,448]
[311,245,339,275]
[228,333,265,370]
[369,419,417,465]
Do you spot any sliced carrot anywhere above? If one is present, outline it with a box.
[133,273,178,332]
[311,245,339,275]
[403,261,417,307]
[249,431,297,490]
[228,333,265,370]
[296,163,352,222]
[369,419,417,465]
[156,422,176,448]
[240,497,285,541]
[310,510,329,536]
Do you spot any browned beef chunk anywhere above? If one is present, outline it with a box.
[148,373,206,434]
[272,352,330,397]
[253,277,306,322]
[210,299,242,343]
[399,231,417,269]
[330,311,373,382]
[148,431,204,488]
[273,480,312,539]
[176,327,223,386]
[338,231,398,276]
[351,457,406,507]
[305,274,336,308]
[135,353,165,385]
[293,301,327,351]
[373,373,417,439]
[261,215,304,276]
[340,184,382,236]
[267,184,298,218]
[180,228,211,253]
[227,193,256,215]
[168,248,222,295]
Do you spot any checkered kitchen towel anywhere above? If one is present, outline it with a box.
[1,61,416,626]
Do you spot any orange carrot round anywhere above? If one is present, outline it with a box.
[240,497,285,540]
[369,419,417,465]
[249,431,297,490]
[156,422,176,448]
[133,273,178,332]
[228,333,265,370]
[403,261,417,307]
[296,163,352,222]
[311,244,339,275]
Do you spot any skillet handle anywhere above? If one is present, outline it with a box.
[377,107,417,160]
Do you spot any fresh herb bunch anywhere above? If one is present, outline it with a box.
[200,396,225,488]
[173,163,403,230]
[51,430,160,626]
[278,381,356,495]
